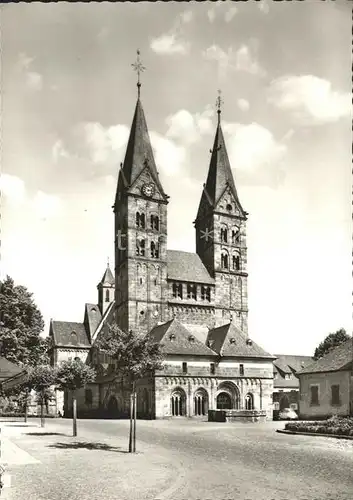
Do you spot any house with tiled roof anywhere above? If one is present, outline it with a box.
[51,61,275,420]
[272,354,313,416]
[296,338,353,419]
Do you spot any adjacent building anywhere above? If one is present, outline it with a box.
[297,339,353,419]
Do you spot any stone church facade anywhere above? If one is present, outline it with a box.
[50,84,275,420]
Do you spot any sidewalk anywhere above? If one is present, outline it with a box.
[0,419,179,500]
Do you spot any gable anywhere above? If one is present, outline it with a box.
[215,185,246,218]
[51,321,90,348]
[127,164,167,202]
[298,339,353,375]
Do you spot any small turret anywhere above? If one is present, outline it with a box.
[97,260,115,315]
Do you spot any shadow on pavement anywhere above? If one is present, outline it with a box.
[26,432,67,436]
[48,441,130,453]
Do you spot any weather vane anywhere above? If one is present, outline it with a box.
[131,49,146,98]
[216,89,224,123]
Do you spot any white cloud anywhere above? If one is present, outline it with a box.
[76,122,129,163]
[207,9,216,23]
[52,140,70,163]
[17,52,43,91]
[17,53,33,71]
[258,0,270,14]
[150,132,186,177]
[237,98,250,111]
[32,191,63,219]
[235,45,265,76]
[224,6,238,22]
[181,10,193,23]
[150,34,189,55]
[165,108,214,144]
[26,71,43,91]
[0,174,26,204]
[223,122,287,185]
[203,44,265,79]
[268,75,351,125]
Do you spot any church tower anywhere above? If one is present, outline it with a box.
[97,261,115,315]
[113,51,169,335]
[194,93,249,333]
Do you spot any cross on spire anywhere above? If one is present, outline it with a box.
[216,89,223,124]
[131,49,146,98]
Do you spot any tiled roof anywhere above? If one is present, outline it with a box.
[0,357,24,382]
[167,250,214,284]
[51,321,91,348]
[98,266,115,286]
[273,354,313,374]
[297,339,353,375]
[149,319,217,357]
[207,322,275,359]
[84,303,102,339]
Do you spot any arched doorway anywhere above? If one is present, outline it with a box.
[280,394,290,411]
[245,393,254,410]
[216,392,232,409]
[194,389,208,416]
[107,396,119,418]
[171,388,186,416]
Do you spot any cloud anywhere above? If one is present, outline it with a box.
[224,6,238,22]
[150,34,189,55]
[268,75,351,125]
[203,44,265,79]
[237,98,250,111]
[223,122,287,186]
[17,52,43,91]
[52,140,70,163]
[234,45,265,76]
[207,1,222,23]
[165,108,214,144]
[0,174,26,204]
[150,132,186,177]
[258,0,270,14]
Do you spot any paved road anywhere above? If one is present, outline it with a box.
[39,418,353,500]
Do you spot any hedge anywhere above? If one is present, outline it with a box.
[0,412,57,419]
[285,415,353,437]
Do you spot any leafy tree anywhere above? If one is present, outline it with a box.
[26,365,57,427]
[95,325,164,452]
[314,328,351,360]
[56,359,96,436]
[0,276,49,366]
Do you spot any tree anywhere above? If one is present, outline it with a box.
[0,276,49,366]
[56,359,96,437]
[26,365,57,427]
[313,328,351,360]
[95,325,164,453]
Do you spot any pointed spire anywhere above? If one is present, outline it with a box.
[98,262,114,287]
[198,91,243,210]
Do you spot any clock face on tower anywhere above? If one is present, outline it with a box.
[141,182,155,198]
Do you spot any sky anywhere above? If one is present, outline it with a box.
[1,0,351,356]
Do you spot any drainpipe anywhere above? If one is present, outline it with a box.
[259,379,263,410]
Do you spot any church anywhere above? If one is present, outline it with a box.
[50,58,275,420]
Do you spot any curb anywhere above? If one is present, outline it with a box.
[276,429,353,440]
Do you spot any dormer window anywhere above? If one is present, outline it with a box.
[201,285,211,302]
[169,333,176,341]
[187,284,197,300]
[229,337,236,344]
[188,335,195,343]
[246,338,253,346]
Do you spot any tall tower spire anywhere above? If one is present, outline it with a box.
[131,49,145,99]
[216,89,223,125]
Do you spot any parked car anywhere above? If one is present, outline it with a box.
[278,408,298,420]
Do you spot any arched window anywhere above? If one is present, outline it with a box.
[151,241,159,258]
[150,215,159,231]
[221,252,229,269]
[220,227,228,243]
[136,212,145,228]
[136,239,146,256]
[171,390,186,416]
[245,393,254,410]
[232,254,240,271]
[232,228,240,245]
[194,390,208,416]
[216,392,232,410]
[105,289,110,302]
[70,332,78,345]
